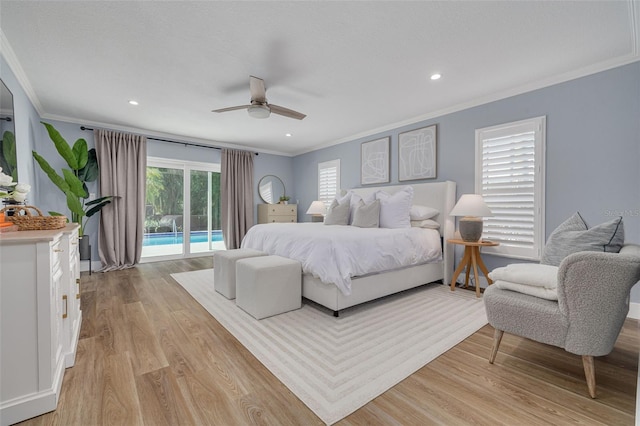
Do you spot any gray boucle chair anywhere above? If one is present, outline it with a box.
[484,244,640,398]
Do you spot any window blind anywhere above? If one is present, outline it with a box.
[318,159,340,208]
[475,117,545,260]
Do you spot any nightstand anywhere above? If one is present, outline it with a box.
[448,238,499,297]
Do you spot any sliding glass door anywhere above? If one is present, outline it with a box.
[142,157,223,260]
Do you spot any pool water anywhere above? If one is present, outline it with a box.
[143,230,223,246]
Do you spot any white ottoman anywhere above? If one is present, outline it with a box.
[213,249,267,299]
[236,255,302,320]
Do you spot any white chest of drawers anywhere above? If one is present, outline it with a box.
[0,224,81,425]
[258,203,298,223]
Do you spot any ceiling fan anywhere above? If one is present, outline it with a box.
[212,76,306,120]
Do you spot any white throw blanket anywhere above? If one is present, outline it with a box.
[489,263,559,300]
[241,223,442,296]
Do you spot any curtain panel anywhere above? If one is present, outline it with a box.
[95,129,147,271]
[221,148,254,249]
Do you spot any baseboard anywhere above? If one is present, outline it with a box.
[628,302,640,320]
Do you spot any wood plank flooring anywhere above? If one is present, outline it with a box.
[17,257,639,425]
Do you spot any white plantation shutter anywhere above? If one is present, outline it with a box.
[318,159,340,208]
[475,117,545,260]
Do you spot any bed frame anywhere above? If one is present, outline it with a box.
[302,181,457,316]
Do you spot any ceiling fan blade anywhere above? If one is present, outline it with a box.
[249,76,267,103]
[269,104,306,120]
[212,105,251,113]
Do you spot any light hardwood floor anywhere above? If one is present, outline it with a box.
[17,257,639,425]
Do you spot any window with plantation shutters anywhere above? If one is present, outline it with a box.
[318,159,340,209]
[475,116,546,260]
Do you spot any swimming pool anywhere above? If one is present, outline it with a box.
[143,230,223,246]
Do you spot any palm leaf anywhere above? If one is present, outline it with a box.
[41,121,78,170]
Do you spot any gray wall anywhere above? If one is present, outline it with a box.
[292,61,640,300]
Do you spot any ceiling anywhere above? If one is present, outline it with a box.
[1,1,638,156]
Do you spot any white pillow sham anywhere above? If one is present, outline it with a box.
[376,186,413,228]
[410,205,439,221]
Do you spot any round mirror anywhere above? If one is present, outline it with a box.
[258,175,285,204]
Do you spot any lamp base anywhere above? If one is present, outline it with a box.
[310,215,324,223]
[459,217,483,242]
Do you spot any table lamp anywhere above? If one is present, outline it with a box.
[306,201,326,222]
[449,194,493,242]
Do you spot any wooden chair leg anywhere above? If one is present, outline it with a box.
[582,355,597,398]
[489,329,503,364]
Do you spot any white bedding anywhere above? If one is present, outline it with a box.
[241,223,442,296]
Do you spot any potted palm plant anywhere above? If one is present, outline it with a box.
[32,122,115,258]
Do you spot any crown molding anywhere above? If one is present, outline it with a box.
[0,29,44,115]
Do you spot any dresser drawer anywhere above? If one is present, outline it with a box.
[258,204,297,224]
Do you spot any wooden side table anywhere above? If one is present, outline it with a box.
[448,239,499,297]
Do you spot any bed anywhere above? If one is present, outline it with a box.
[242,181,456,315]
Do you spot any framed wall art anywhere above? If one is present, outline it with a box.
[398,124,437,181]
[361,137,390,185]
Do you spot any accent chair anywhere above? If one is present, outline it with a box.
[483,244,640,398]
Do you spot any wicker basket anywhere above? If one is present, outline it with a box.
[1,205,68,231]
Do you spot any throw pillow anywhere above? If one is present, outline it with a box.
[348,191,376,225]
[410,205,439,221]
[541,212,624,266]
[351,199,381,228]
[376,186,414,228]
[324,199,350,226]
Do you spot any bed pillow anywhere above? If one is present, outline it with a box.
[351,199,380,228]
[410,205,439,221]
[348,191,376,225]
[376,186,413,228]
[324,199,350,226]
[411,219,440,230]
[541,212,624,266]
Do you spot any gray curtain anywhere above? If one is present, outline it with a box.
[221,148,254,249]
[95,129,147,271]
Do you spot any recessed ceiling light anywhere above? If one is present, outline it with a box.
[128,100,139,106]
[430,73,441,80]
[285,133,292,137]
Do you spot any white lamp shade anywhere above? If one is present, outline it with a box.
[449,194,493,217]
[306,200,326,215]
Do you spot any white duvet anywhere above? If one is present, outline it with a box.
[241,223,442,296]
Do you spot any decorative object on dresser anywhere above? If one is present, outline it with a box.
[449,194,493,242]
[1,205,67,230]
[398,124,437,181]
[305,200,326,222]
[0,224,82,425]
[257,203,297,223]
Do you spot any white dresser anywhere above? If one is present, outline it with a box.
[0,224,82,425]
[258,203,298,223]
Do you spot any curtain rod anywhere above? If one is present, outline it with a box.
[80,126,258,155]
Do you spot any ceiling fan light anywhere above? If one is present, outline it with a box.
[248,104,270,119]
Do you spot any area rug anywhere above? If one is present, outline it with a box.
[171,269,488,425]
